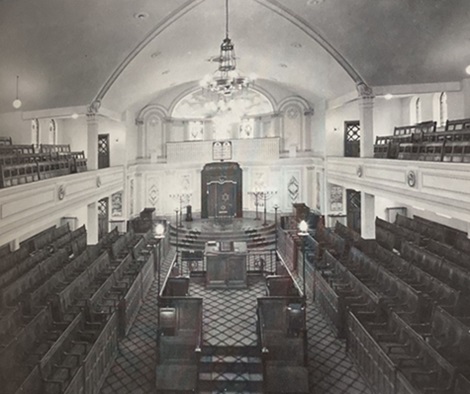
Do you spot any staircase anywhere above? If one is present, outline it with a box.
[198,346,263,393]
[170,223,276,251]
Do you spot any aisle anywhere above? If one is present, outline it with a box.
[100,249,175,394]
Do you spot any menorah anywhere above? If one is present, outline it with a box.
[169,192,193,227]
[248,190,277,224]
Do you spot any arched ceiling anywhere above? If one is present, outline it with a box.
[0,0,469,114]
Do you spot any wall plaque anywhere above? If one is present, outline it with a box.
[213,141,232,161]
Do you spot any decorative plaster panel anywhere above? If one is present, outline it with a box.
[111,191,123,217]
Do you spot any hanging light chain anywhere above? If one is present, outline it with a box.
[225,0,229,39]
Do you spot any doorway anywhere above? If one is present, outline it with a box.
[98,197,109,240]
[98,134,110,169]
[346,189,361,233]
[344,121,360,158]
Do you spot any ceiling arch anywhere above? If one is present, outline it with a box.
[1,0,469,114]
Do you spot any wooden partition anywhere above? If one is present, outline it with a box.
[156,297,203,393]
[257,297,308,394]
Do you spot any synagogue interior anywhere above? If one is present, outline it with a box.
[1,0,470,393]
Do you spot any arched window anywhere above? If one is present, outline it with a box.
[31,119,39,147]
[415,97,422,124]
[439,92,448,127]
[49,119,57,144]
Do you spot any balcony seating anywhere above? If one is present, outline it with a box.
[0,142,87,188]
[374,118,470,162]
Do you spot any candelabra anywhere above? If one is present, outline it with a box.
[273,204,279,250]
[169,192,193,227]
[174,208,179,255]
[248,190,277,224]
[247,191,262,220]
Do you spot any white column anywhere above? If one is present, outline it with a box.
[306,166,315,208]
[87,202,98,245]
[357,83,375,158]
[163,118,172,158]
[10,238,20,251]
[463,78,470,118]
[86,113,99,170]
[135,118,145,159]
[272,112,282,149]
[361,192,376,239]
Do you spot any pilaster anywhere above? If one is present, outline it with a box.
[86,111,100,170]
[361,191,376,239]
[87,202,98,245]
[356,83,375,158]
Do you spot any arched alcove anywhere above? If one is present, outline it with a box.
[136,104,168,160]
[279,96,314,153]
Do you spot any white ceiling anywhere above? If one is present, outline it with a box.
[1,0,469,114]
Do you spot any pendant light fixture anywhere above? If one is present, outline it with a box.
[200,0,253,100]
[12,75,22,109]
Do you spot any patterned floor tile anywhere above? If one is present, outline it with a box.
[101,248,372,394]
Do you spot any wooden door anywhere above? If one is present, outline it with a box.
[346,189,361,233]
[98,134,110,169]
[98,197,109,240]
[344,121,360,158]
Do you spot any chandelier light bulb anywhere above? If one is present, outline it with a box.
[298,220,308,234]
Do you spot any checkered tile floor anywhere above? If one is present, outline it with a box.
[190,277,265,347]
[100,248,372,393]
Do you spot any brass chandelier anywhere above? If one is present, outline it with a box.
[200,0,253,99]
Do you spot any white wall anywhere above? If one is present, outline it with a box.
[447,91,465,120]
[374,195,403,221]
[0,111,32,143]
[311,100,326,156]
[374,98,403,136]
[100,117,127,167]
[325,100,359,156]
[61,117,87,152]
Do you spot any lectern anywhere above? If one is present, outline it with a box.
[205,241,247,289]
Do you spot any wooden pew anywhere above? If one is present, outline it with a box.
[50,251,110,321]
[350,310,456,394]
[81,313,118,394]
[402,241,470,294]
[428,305,470,365]
[376,217,422,250]
[1,249,68,310]
[374,135,396,159]
[346,311,396,394]
[426,239,470,272]
[0,305,51,385]
[0,245,29,275]
[38,313,85,384]
[316,250,380,337]
[0,249,49,289]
